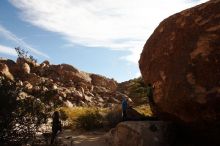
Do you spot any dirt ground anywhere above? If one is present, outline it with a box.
[55,129,108,146]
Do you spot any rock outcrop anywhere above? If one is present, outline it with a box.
[0,57,131,108]
[106,121,174,146]
[91,74,117,91]
[139,0,220,123]
[17,57,38,68]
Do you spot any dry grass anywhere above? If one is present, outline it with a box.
[133,104,153,116]
[104,105,122,128]
[59,104,153,130]
[59,107,107,129]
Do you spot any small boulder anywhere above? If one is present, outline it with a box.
[64,100,74,108]
[22,63,30,74]
[0,63,14,81]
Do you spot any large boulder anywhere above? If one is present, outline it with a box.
[17,57,38,68]
[22,63,30,74]
[139,0,220,124]
[59,64,78,73]
[105,121,174,146]
[41,60,50,66]
[90,74,117,90]
[0,63,14,81]
[0,58,16,69]
[40,64,91,84]
[0,59,19,76]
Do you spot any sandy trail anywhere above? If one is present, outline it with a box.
[56,129,108,146]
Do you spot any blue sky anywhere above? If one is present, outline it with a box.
[0,0,207,82]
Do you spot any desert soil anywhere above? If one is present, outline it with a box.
[56,129,108,146]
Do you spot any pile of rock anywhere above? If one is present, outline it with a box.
[0,57,129,108]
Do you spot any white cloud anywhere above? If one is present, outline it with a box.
[0,44,17,56]
[9,0,207,64]
[0,24,49,58]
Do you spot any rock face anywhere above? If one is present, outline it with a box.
[106,121,174,146]
[139,0,220,123]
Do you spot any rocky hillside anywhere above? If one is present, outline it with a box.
[0,56,152,144]
[0,57,131,108]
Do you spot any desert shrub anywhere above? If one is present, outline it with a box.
[75,110,103,130]
[15,47,28,58]
[0,77,20,144]
[15,47,37,63]
[59,105,151,130]
[117,77,148,106]
[134,105,152,116]
[58,105,152,131]
[59,109,68,121]
[59,107,100,129]
[104,105,122,128]
[0,77,47,145]
[59,106,121,130]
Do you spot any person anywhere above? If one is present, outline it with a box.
[51,111,62,144]
[146,83,156,115]
[146,83,154,104]
[122,97,128,121]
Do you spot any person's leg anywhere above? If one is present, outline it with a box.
[148,95,156,116]
[122,111,125,121]
[51,130,57,144]
[122,110,127,121]
[124,110,127,121]
[51,132,55,144]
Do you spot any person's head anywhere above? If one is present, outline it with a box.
[54,111,60,119]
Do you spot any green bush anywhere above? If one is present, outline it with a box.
[75,110,103,130]
[59,106,123,130]
[0,77,47,145]
[104,105,122,128]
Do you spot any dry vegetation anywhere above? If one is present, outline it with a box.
[59,105,123,130]
[134,105,153,116]
[117,77,148,106]
[59,104,153,131]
